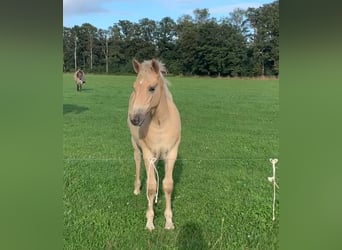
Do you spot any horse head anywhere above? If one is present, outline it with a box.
[129,59,165,126]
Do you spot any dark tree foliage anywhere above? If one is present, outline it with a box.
[246,0,279,76]
[63,1,279,77]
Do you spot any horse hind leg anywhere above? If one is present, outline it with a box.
[163,148,178,230]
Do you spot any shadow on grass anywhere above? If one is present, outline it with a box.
[172,155,183,200]
[177,222,208,250]
[79,87,93,92]
[63,104,89,115]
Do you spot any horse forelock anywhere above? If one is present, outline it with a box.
[138,60,172,100]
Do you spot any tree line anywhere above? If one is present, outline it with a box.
[63,1,278,77]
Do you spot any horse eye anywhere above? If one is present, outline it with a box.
[148,86,156,92]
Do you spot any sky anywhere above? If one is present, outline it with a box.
[63,0,274,29]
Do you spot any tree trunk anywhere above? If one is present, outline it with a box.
[105,56,108,73]
[90,49,93,71]
[90,35,93,71]
[74,36,77,71]
[105,38,109,73]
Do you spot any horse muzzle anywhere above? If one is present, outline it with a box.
[129,112,145,126]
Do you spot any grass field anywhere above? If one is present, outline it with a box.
[63,73,279,249]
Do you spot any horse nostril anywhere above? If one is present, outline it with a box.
[130,113,144,126]
[131,117,140,126]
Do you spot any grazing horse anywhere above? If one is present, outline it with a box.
[128,59,181,230]
[73,69,86,91]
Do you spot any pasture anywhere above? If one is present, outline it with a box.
[63,73,279,249]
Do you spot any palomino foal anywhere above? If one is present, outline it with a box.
[128,59,181,230]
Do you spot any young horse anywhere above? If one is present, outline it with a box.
[128,59,181,230]
[73,69,86,91]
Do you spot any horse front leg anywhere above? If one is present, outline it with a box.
[131,138,141,195]
[163,147,178,230]
[143,154,157,230]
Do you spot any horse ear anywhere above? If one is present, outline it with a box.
[151,59,160,74]
[132,59,140,73]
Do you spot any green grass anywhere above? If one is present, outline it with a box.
[63,74,279,249]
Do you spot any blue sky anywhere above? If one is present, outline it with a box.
[63,0,274,29]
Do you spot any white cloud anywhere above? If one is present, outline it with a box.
[63,0,115,16]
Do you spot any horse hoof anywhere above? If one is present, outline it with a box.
[165,222,174,230]
[133,189,140,195]
[146,222,155,231]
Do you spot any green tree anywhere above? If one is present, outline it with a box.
[247,0,279,76]
[176,9,248,76]
[135,18,157,60]
[227,8,250,41]
[176,14,197,75]
[80,23,98,72]
[98,29,111,73]
[156,17,178,73]
[193,8,210,24]
[63,27,74,72]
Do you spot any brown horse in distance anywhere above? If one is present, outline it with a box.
[73,69,86,91]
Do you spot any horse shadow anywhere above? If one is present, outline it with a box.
[79,87,93,92]
[177,222,208,250]
[63,104,89,115]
